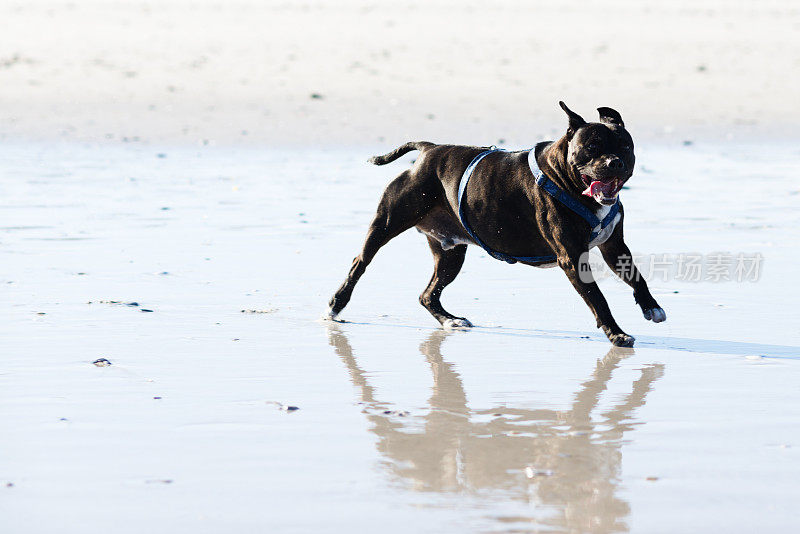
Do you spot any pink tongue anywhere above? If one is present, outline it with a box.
[582,180,605,197]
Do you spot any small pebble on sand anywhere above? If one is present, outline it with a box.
[92,358,112,367]
[525,467,554,478]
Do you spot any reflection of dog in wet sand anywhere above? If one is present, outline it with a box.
[326,325,664,532]
[326,102,666,346]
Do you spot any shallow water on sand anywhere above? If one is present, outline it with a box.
[2,142,799,532]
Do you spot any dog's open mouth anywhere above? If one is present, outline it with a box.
[581,174,623,205]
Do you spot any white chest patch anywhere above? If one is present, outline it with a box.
[587,204,621,249]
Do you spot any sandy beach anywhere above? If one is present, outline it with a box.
[1,0,799,146]
[2,1,800,533]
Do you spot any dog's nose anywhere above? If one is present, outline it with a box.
[606,157,625,171]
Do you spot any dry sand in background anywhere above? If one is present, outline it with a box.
[0,0,798,147]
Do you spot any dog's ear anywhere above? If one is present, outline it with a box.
[559,101,586,138]
[597,107,624,128]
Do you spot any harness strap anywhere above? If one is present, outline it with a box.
[456,147,620,265]
[457,148,556,264]
[527,151,620,239]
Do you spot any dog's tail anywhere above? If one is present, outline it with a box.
[368,141,434,165]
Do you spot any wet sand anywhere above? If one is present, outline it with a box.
[2,142,799,532]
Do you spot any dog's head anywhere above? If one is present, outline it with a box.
[559,101,634,206]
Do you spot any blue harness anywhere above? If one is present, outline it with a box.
[456,147,620,264]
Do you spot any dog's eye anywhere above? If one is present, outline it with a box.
[586,142,599,153]
[621,144,631,151]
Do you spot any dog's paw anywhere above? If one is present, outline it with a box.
[321,307,342,322]
[608,333,635,347]
[442,317,473,329]
[643,307,667,323]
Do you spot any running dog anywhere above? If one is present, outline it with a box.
[326,102,666,347]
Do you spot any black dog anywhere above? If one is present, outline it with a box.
[326,102,666,346]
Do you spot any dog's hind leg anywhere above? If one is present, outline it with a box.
[419,236,471,329]
[326,170,439,320]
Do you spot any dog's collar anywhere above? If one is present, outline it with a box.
[528,152,620,241]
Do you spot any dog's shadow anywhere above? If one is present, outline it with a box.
[330,317,799,360]
[503,327,800,359]
[326,324,665,532]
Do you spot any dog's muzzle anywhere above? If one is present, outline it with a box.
[581,174,626,205]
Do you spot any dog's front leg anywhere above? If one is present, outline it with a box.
[598,225,666,324]
[558,250,635,347]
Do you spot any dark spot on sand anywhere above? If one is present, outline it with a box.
[157,153,167,158]
[310,93,323,100]
[141,309,153,313]
[153,396,162,400]
[382,410,409,416]
[92,358,112,367]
